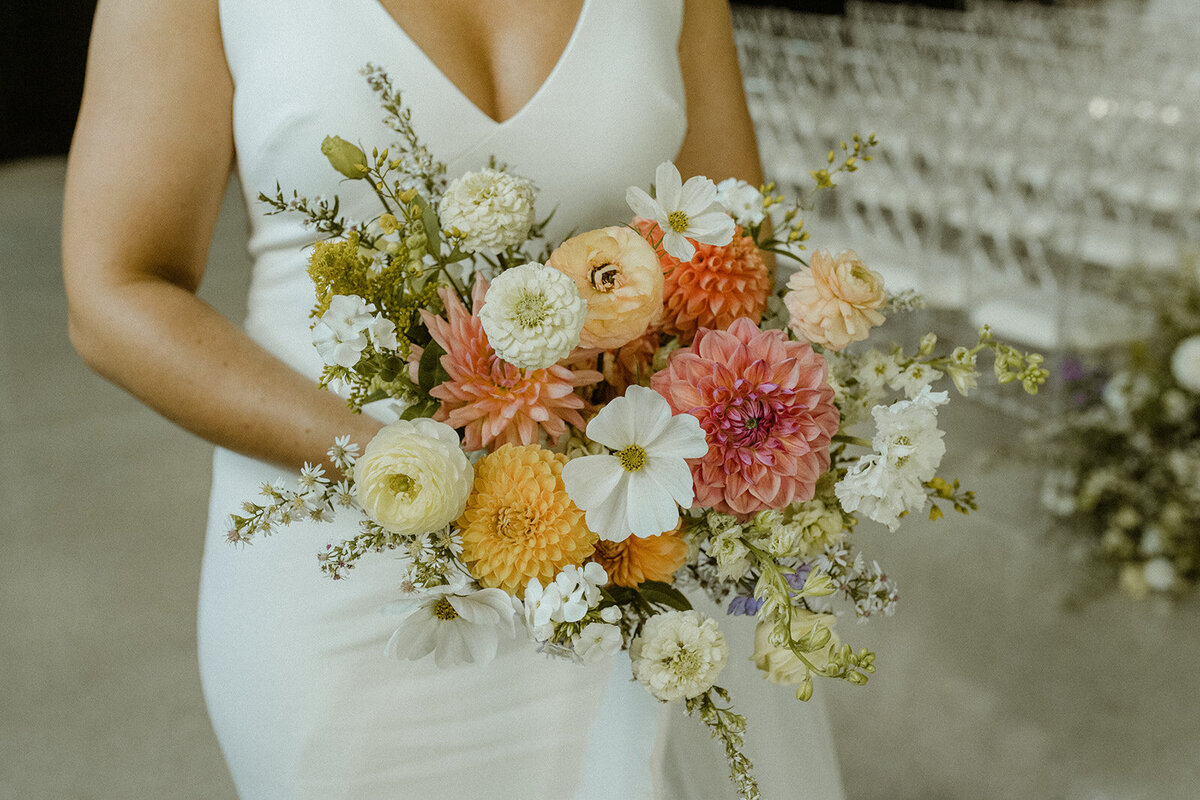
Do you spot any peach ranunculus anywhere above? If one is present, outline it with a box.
[546,226,663,350]
[784,249,886,351]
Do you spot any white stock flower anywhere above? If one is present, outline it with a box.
[438,168,535,254]
[1171,335,1200,393]
[626,161,735,262]
[383,586,518,667]
[561,385,708,542]
[715,177,766,226]
[479,262,587,369]
[630,609,728,702]
[574,622,623,664]
[835,388,948,531]
[707,528,752,581]
[888,362,944,399]
[353,419,474,536]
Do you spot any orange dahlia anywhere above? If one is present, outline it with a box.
[590,527,689,588]
[418,281,602,452]
[635,218,770,344]
[458,444,597,596]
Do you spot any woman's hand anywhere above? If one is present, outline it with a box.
[63,0,381,473]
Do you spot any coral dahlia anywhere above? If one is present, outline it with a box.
[635,219,770,345]
[458,444,597,596]
[419,281,601,452]
[650,317,840,518]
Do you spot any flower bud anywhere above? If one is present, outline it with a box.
[321,135,369,179]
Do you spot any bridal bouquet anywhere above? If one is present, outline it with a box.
[227,66,1045,799]
[1036,263,1200,600]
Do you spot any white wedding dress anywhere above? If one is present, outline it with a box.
[199,0,845,797]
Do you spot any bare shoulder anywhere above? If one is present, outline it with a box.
[676,0,762,186]
[64,0,233,292]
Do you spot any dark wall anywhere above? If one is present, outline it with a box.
[1,0,97,161]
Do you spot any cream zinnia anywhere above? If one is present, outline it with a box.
[438,168,536,254]
[479,262,587,369]
[630,609,728,701]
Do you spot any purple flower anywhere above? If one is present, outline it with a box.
[784,564,813,592]
[727,595,763,616]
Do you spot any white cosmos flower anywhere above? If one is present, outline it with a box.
[383,586,518,668]
[479,262,588,369]
[626,161,736,262]
[561,385,708,542]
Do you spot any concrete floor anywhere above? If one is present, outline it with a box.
[3,156,1199,799]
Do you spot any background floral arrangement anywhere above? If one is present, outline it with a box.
[1036,261,1200,601]
[227,67,1046,799]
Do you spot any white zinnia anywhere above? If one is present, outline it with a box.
[438,168,536,254]
[626,161,736,262]
[384,586,518,668]
[353,419,474,536]
[479,262,587,369]
[715,177,766,226]
[630,609,728,701]
[1171,335,1200,393]
[561,385,709,542]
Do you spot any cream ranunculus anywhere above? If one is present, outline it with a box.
[353,418,473,536]
[752,609,840,685]
[784,249,887,351]
[546,226,664,350]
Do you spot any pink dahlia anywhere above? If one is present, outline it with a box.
[650,317,839,517]
[419,281,602,452]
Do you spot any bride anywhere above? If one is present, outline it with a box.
[63,0,845,797]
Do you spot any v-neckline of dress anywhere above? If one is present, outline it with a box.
[365,0,591,128]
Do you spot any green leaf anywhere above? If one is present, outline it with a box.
[399,399,439,421]
[417,339,448,393]
[637,580,693,612]
[416,194,442,256]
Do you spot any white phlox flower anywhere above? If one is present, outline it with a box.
[630,609,728,702]
[715,177,766,227]
[561,385,709,542]
[383,586,518,668]
[626,161,736,262]
[479,262,588,369]
[554,562,608,623]
[312,294,398,368]
[438,168,536,254]
[574,622,623,665]
[522,578,564,642]
[888,362,944,399]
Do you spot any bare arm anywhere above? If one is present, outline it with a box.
[63,0,381,474]
[675,0,764,188]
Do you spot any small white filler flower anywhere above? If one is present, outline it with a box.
[715,177,766,227]
[630,609,728,701]
[561,385,708,542]
[384,585,518,668]
[479,262,587,369]
[438,168,536,254]
[626,161,736,262]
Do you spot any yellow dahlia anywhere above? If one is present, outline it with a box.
[590,525,689,588]
[458,444,597,595]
